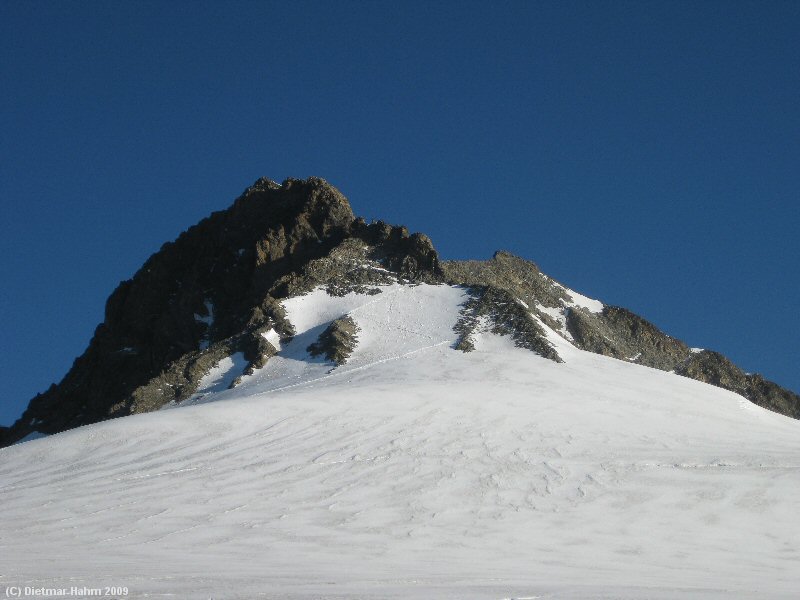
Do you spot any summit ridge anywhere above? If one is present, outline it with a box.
[2,177,798,446]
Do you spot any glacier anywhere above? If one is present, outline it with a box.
[1,284,798,599]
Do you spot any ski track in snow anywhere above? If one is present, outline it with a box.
[1,284,799,599]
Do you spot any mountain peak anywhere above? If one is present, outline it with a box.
[0,178,444,445]
[2,177,798,447]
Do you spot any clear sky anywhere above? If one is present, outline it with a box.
[1,1,798,425]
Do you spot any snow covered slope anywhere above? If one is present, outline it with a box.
[2,284,799,599]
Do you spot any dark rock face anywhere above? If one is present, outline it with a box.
[274,224,443,299]
[676,351,800,418]
[308,316,360,365]
[2,177,453,446]
[564,308,800,418]
[3,177,799,447]
[676,350,748,391]
[4,178,354,444]
[746,376,800,419]
[566,306,691,371]
[443,251,568,310]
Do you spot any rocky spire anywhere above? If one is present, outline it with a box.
[3,178,354,443]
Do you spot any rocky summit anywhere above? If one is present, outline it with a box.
[2,177,798,446]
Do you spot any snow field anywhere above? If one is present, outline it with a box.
[1,284,798,599]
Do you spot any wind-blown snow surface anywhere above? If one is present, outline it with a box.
[2,284,799,599]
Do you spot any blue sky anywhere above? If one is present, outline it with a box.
[1,1,798,425]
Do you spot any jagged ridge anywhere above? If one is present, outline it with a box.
[2,178,798,446]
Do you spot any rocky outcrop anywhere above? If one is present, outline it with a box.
[273,223,442,300]
[307,316,360,365]
[564,309,800,417]
[453,286,561,361]
[746,375,800,419]
[3,178,355,444]
[443,251,569,310]
[676,350,800,418]
[2,177,452,446]
[126,315,288,414]
[566,306,691,370]
[445,251,799,420]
